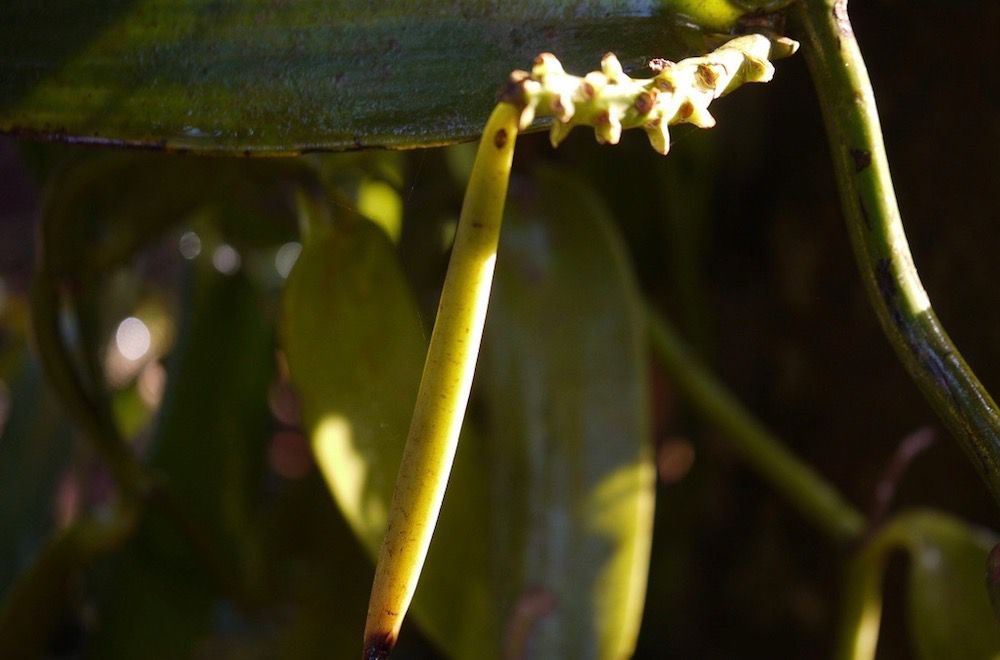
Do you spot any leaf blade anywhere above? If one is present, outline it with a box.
[1,1,740,153]
[481,166,655,659]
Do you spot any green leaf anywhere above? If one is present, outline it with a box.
[837,510,1000,660]
[0,0,765,154]
[0,507,137,659]
[264,477,377,659]
[282,210,425,557]
[903,512,1000,660]
[284,168,653,657]
[281,208,496,657]
[479,166,654,659]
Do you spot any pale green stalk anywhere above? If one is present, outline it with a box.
[363,102,520,659]
[363,35,796,657]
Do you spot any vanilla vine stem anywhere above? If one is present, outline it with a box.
[794,0,1000,507]
[363,34,794,659]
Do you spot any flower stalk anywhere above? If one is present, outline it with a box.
[502,34,797,154]
[363,33,797,658]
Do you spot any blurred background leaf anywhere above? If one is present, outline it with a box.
[903,512,1000,660]
[838,510,1000,660]
[283,169,655,657]
[86,260,275,658]
[282,206,498,657]
[479,166,654,659]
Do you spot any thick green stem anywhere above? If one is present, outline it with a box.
[647,305,865,542]
[793,0,1000,507]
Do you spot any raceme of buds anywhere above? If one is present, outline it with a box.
[502,34,798,155]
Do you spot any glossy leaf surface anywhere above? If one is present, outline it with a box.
[903,512,1000,660]
[838,510,1000,660]
[0,0,758,154]
[480,167,654,659]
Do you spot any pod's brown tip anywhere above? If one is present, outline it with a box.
[364,632,395,660]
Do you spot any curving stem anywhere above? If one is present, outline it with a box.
[793,0,1000,508]
[363,102,520,659]
[647,305,866,542]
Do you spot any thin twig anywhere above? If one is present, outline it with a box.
[867,427,935,531]
[647,304,865,542]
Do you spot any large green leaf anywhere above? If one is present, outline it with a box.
[903,512,1000,660]
[479,166,654,659]
[837,509,1000,660]
[0,0,770,154]
[283,167,653,657]
[281,208,496,657]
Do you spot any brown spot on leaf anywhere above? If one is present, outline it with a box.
[988,542,1000,586]
[504,587,557,660]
